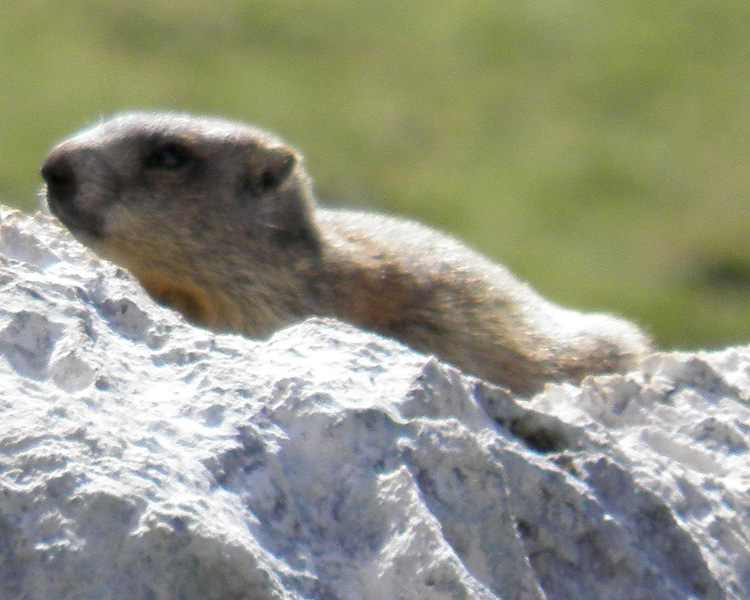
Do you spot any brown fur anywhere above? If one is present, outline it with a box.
[42,112,649,395]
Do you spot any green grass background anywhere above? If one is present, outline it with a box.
[3,1,750,350]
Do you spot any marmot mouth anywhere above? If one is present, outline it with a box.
[46,190,105,240]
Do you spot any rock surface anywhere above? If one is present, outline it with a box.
[0,206,749,600]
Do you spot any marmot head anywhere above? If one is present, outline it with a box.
[42,111,320,257]
[41,112,322,329]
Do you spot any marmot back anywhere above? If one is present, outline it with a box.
[41,112,649,395]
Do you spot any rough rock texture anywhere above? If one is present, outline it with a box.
[0,206,749,600]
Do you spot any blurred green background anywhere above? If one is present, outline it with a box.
[3,1,750,350]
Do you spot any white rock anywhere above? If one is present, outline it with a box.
[0,206,747,600]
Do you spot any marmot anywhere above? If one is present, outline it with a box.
[41,112,649,395]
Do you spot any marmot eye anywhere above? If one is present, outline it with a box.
[146,142,192,170]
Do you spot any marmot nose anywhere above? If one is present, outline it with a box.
[41,152,77,206]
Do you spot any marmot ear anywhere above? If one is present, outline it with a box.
[245,145,297,196]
